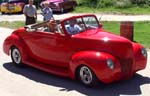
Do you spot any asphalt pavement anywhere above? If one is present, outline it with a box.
[0,13,150,21]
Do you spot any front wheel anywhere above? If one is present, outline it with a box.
[78,65,99,86]
[11,47,22,66]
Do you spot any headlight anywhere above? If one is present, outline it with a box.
[107,58,114,70]
[141,48,147,58]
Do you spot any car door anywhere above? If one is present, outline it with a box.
[23,31,71,67]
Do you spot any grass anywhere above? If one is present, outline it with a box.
[0,21,25,29]
[102,21,150,49]
[73,6,150,15]
[0,21,150,49]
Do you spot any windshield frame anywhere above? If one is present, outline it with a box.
[8,0,28,3]
[62,15,100,36]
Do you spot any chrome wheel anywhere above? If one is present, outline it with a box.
[11,47,22,65]
[79,66,93,85]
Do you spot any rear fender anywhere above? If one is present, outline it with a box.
[3,34,28,62]
[69,51,121,83]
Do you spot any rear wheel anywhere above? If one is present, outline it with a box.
[11,47,22,66]
[77,65,99,86]
[1,12,5,14]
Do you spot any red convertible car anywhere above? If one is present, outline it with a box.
[3,14,147,86]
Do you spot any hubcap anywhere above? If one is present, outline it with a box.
[12,48,21,64]
[80,66,93,84]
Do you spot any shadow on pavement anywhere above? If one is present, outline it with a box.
[3,62,150,96]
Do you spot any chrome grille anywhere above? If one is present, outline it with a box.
[120,59,133,78]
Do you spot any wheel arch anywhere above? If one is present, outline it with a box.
[69,51,121,83]
[4,34,29,62]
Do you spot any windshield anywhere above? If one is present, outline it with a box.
[64,16,99,35]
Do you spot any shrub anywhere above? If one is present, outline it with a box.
[114,0,132,8]
[145,0,150,6]
[77,0,99,7]
[77,0,114,8]
[130,0,150,6]
[76,0,150,8]
[97,0,115,8]
[131,0,145,5]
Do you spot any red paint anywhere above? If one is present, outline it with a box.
[3,14,147,84]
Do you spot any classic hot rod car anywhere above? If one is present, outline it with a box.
[40,0,77,13]
[0,0,28,14]
[3,14,147,86]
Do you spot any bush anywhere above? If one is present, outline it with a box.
[77,0,150,8]
[130,0,150,6]
[77,0,114,8]
[98,0,114,8]
[114,0,132,8]
[131,0,145,5]
[145,0,150,6]
[77,0,99,7]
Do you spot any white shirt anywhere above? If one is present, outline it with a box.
[23,4,37,17]
[66,24,82,35]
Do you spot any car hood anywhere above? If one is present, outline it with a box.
[73,29,134,60]
[73,29,130,43]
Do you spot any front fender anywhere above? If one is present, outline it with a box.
[69,51,121,83]
[132,42,147,72]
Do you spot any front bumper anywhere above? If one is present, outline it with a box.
[95,46,147,84]
[132,44,147,72]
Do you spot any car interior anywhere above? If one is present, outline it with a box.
[25,20,64,35]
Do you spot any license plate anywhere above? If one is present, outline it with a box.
[8,5,15,10]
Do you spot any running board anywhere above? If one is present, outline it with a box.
[23,58,70,77]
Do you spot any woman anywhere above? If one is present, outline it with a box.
[41,1,54,21]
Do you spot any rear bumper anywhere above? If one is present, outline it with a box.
[1,6,22,13]
[3,36,12,55]
[51,7,62,12]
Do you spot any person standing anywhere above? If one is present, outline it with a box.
[41,1,54,21]
[23,0,37,25]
